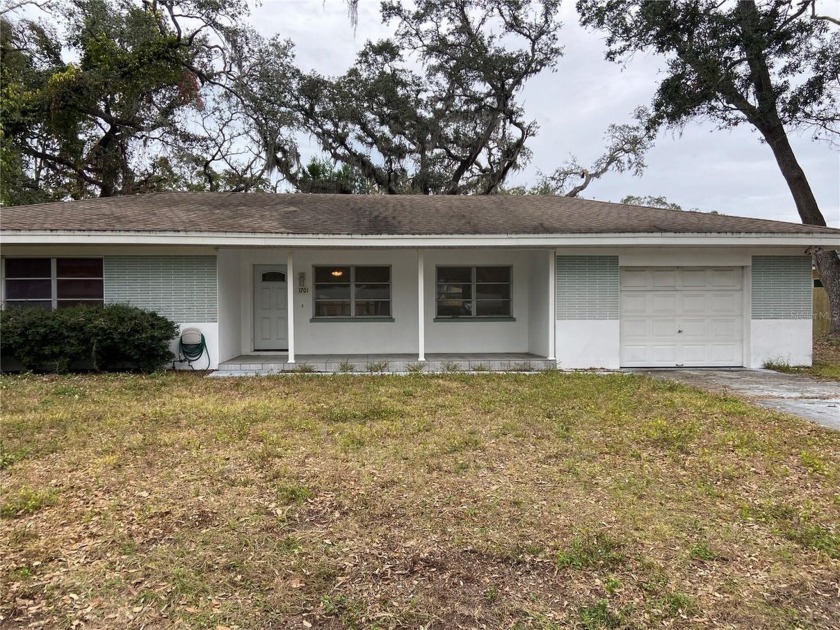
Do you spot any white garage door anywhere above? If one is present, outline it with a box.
[620,267,744,367]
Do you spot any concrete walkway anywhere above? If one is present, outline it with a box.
[635,369,840,431]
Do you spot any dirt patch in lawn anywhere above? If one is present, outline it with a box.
[1,372,839,629]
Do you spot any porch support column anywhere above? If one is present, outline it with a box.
[547,249,556,361]
[286,251,295,364]
[417,249,425,362]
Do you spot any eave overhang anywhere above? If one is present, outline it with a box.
[0,230,838,249]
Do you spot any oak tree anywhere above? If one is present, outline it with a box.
[251,0,564,195]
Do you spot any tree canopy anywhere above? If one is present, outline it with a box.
[1,0,658,201]
[245,0,565,195]
[0,0,262,204]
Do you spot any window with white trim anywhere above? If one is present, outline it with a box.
[3,258,104,309]
[313,266,391,318]
[436,266,512,318]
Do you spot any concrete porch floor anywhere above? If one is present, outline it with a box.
[211,353,554,376]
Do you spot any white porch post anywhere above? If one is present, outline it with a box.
[417,249,425,362]
[547,249,556,361]
[286,251,295,364]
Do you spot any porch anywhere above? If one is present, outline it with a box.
[211,353,555,376]
[213,247,557,369]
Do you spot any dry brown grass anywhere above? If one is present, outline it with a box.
[1,372,839,629]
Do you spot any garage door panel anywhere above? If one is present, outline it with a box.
[651,293,677,314]
[681,293,708,314]
[652,269,678,288]
[682,344,708,364]
[620,267,743,367]
[680,319,707,338]
[622,269,650,289]
[622,344,650,364]
[621,294,648,314]
[651,318,677,337]
[710,318,739,339]
[621,319,647,339]
[710,343,740,363]
[708,292,740,314]
[710,268,741,288]
[681,269,707,287]
[651,345,678,363]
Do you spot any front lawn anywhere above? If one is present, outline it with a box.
[1,373,838,629]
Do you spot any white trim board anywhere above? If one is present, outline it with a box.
[2,231,837,248]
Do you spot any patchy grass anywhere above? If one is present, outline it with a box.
[765,337,840,381]
[0,487,57,518]
[1,372,839,628]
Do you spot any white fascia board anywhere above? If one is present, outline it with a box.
[1,230,838,248]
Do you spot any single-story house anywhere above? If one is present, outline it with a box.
[1,192,837,372]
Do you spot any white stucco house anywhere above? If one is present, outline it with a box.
[1,193,837,373]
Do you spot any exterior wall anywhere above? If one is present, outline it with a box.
[169,323,219,369]
[103,255,220,369]
[226,247,543,357]
[424,249,531,353]
[527,250,551,358]
[217,249,242,363]
[749,255,813,367]
[556,320,620,369]
[2,245,818,370]
[0,248,221,370]
[234,248,291,355]
[750,320,812,368]
[555,255,620,369]
[104,256,217,320]
[227,248,417,355]
[294,249,419,355]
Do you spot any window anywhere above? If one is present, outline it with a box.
[261,271,286,283]
[436,266,512,318]
[4,258,104,309]
[313,266,391,318]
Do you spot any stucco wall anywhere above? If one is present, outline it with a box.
[750,320,812,368]
[423,249,531,354]
[222,247,547,357]
[527,250,552,358]
[749,255,813,367]
[293,249,419,355]
[217,249,242,364]
[103,255,219,370]
[554,255,621,369]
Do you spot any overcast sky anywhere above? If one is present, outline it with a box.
[251,0,840,227]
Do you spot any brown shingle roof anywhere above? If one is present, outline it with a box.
[1,192,837,236]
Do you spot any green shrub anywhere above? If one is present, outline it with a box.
[0,304,177,373]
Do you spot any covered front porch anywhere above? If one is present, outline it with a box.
[211,352,555,376]
[214,246,557,369]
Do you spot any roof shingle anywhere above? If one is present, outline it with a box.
[1,192,837,236]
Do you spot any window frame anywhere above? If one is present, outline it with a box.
[435,265,514,321]
[311,265,393,321]
[3,257,104,310]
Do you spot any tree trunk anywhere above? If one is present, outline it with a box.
[815,250,840,336]
[760,122,840,336]
[733,0,839,336]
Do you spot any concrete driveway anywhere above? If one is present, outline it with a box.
[635,369,840,431]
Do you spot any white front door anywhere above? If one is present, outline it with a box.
[620,267,744,367]
[254,265,288,351]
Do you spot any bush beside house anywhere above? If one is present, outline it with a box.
[0,304,178,373]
